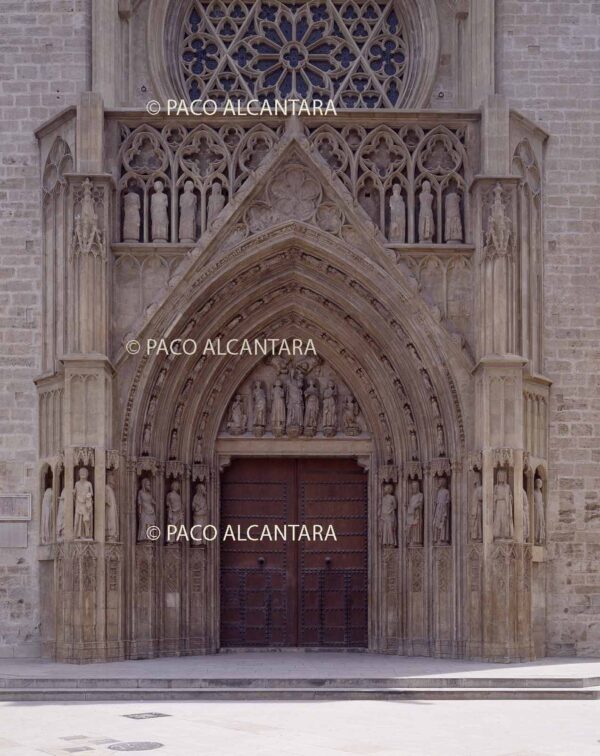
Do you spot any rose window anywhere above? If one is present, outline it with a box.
[179,0,410,107]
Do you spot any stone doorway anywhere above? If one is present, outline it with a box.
[220,457,368,648]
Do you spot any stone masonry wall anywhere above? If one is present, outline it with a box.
[0,0,90,657]
[497,0,600,655]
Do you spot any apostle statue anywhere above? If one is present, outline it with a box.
[286,372,304,435]
[41,486,53,544]
[179,180,197,243]
[322,379,338,436]
[74,467,94,540]
[192,481,209,531]
[151,179,169,242]
[436,424,446,457]
[418,180,435,242]
[166,479,184,530]
[534,477,546,544]
[227,394,247,435]
[271,379,286,436]
[56,488,65,542]
[207,181,225,224]
[432,476,451,545]
[342,395,361,436]
[380,482,398,547]
[137,477,156,541]
[522,486,530,542]
[444,190,463,242]
[407,479,424,546]
[169,428,178,459]
[493,468,514,540]
[303,379,319,436]
[105,472,119,542]
[122,185,141,242]
[252,381,266,436]
[388,183,406,242]
[470,472,483,542]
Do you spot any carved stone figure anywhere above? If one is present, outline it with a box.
[470,472,483,542]
[192,481,209,537]
[342,395,361,436]
[407,479,424,546]
[322,379,338,436]
[207,181,225,224]
[436,424,446,457]
[271,379,286,436]
[41,486,53,544]
[151,180,169,242]
[403,404,415,427]
[493,468,514,540]
[166,479,184,530]
[303,379,319,436]
[534,477,546,544]
[252,381,266,436]
[169,428,178,459]
[433,476,451,544]
[418,180,435,242]
[285,373,303,435]
[193,436,203,463]
[74,467,94,540]
[444,190,463,242]
[73,177,103,255]
[179,180,197,242]
[56,488,65,542]
[388,183,406,242]
[137,478,156,541]
[380,482,397,547]
[409,429,418,460]
[105,472,119,542]
[147,396,157,423]
[123,186,141,242]
[485,183,512,257]
[431,396,441,420]
[522,486,530,541]
[227,394,247,435]
[142,424,152,455]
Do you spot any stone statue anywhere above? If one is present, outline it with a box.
[151,180,169,242]
[252,381,266,436]
[493,468,514,540]
[166,479,184,530]
[123,186,141,242]
[192,481,209,537]
[407,479,424,546]
[271,379,286,436]
[169,428,178,459]
[485,183,511,257]
[342,395,361,436]
[444,190,463,242]
[433,476,451,544]
[41,486,53,544]
[380,482,397,547]
[470,472,483,542]
[388,184,405,242]
[431,396,441,420]
[418,180,435,242]
[409,429,418,460]
[173,403,183,428]
[74,467,94,540]
[523,486,530,542]
[303,379,319,436]
[227,394,247,435]
[436,424,446,457]
[142,424,152,455]
[322,379,337,436]
[207,181,225,224]
[534,477,546,544]
[286,372,304,435]
[403,404,415,427]
[193,436,203,463]
[56,488,65,542]
[73,177,103,255]
[105,472,119,542]
[179,180,197,243]
[147,396,157,423]
[137,478,156,541]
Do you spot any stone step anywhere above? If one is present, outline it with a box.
[1,676,599,690]
[0,686,598,701]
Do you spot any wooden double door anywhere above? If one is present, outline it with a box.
[220,457,368,648]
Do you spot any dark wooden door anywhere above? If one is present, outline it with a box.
[220,457,368,648]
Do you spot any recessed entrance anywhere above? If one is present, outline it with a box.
[220,457,368,648]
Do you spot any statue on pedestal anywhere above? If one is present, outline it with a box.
[380,482,398,547]
[105,472,119,542]
[407,479,424,546]
[123,186,141,242]
[151,180,168,242]
[137,478,156,541]
[433,476,451,544]
[179,180,197,243]
[493,468,514,540]
[418,180,435,242]
[41,487,53,544]
[388,184,406,242]
[74,467,94,540]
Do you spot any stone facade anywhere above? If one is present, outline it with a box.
[0,0,598,661]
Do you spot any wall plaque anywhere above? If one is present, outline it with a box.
[0,494,32,521]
